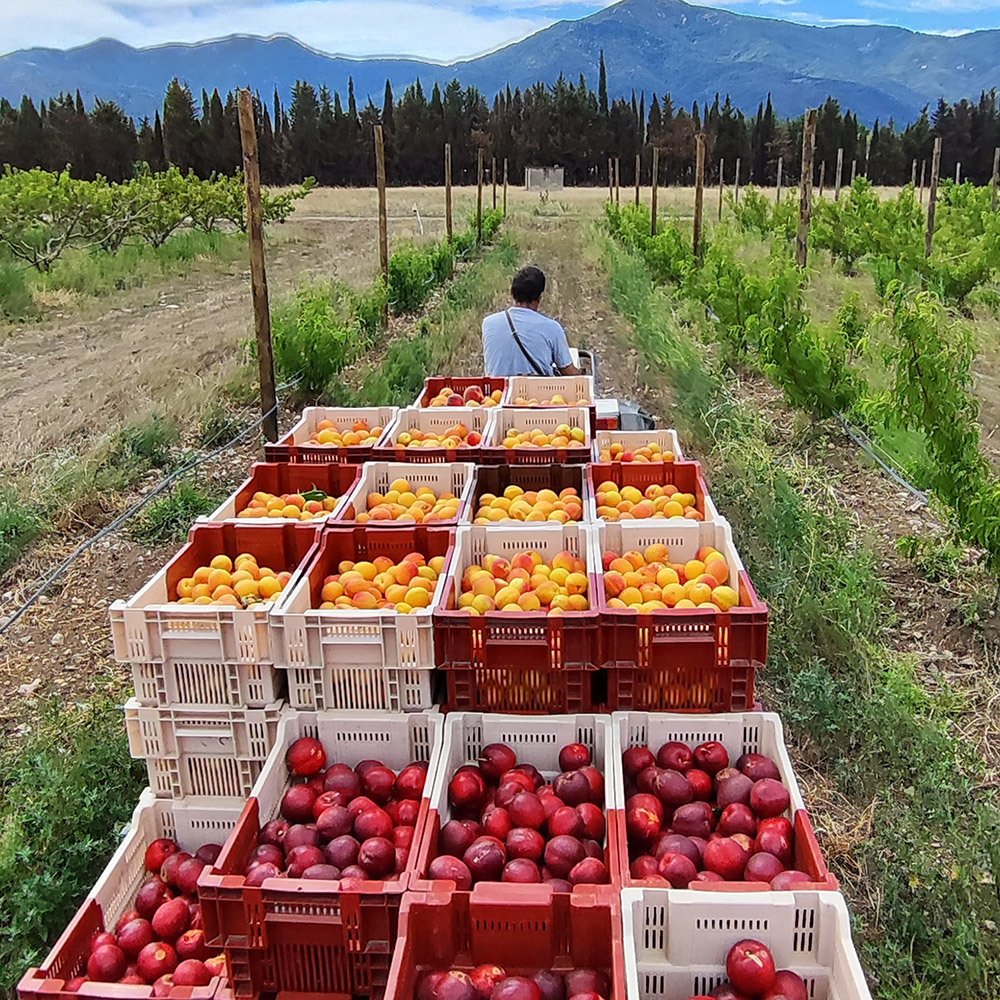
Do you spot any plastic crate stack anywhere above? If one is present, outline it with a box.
[19,375,874,1000]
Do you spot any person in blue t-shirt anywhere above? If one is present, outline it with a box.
[482,266,582,377]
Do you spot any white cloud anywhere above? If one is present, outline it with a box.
[759,0,799,6]
[0,0,592,60]
[861,0,1000,10]
[785,10,875,22]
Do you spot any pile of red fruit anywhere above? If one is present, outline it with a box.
[70,837,225,992]
[428,741,609,889]
[244,736,428,887]
[684,939,807,1000]
[418,965,611,1000]
[623,739,810,888]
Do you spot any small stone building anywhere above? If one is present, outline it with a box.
[525,166,565,191]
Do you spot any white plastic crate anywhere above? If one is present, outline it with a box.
[610,711,806,815]
[379,406,497,458]
[594,429,684,462]
[336,461,476,525]
[507,375,596,406]
[125,698,282,801]
[594,508,734,570]
[622,888,872,1000]
[491,406,593,448]
[270,531,457,711]
[127,658,285,710]
[272,405,397,451]
[20,788,241,998]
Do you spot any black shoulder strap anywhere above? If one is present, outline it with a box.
[505,309,548,376]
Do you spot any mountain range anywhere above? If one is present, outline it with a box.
[1,0,998,126]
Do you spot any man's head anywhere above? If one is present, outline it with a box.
[511,266,546,309]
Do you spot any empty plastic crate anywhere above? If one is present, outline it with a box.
[485,406,593,465]
[412,711,617,893]
[18,788,242,1000]
[622,888,872,1000]
[588,460,716,528]
[373,407,496,463]
[433,524,603,713]
[593,429,684,462]
[597,519,769,713]
[336,461,476,529]
[385,886,626,1000]
[110,522,317,673]
[271,526,456,711]
[265,406,397,465]
[467,463,594,525]
[125,698,282,801]
[611,711,837,890]
[203,460,360,524]
[414,376,509,407]
[198,710,444,1000]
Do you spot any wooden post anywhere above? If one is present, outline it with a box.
[476,147,484,243]
[651,146,660,236]
[835,148,843,200]
[864,133,871,177]
[444,143,453,243]
[374,124,389,298]
[503,157,509,215]
[734,157,741,204]
[851,159,857,184]
[776,156,783,203]
[818,161,825,199]
[608,157,614,202]
[614,157,621,205]
[492,155,497,209]
[955,161,962,185]
[635,152,641,206]
[718,157,725,221]
[925,136,942,258]
[237,89,278,443]
[991,147,999,212]
[919,159,926,205]
[911,159,917,188]
[693,132,706,261]
[796,108,817,269]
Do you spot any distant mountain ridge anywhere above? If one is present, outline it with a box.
[2,0,998,125]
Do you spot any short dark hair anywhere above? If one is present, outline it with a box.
[511,266,546,303]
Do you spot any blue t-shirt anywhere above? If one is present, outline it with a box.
[482,307,573,376]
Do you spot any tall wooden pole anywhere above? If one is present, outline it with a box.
[237,90,278,443]
[911,159,917,188]
[991,147,999,212]
[489,155,496,209]
[955,161,962,185]
[476,147,484,243]
[503,157,509,215]
[926,136,941,257]
[614,157,621,205]
[444,143,453,243]
[608,157,614,202]
[796,108,817,269]
[693,132,706,262]
[818,161,825,199]
[835,148,843,200]
[374,124,389,307]
[651,146,660,236]
[734,157,741,204]
[864,133,871,177]
[635,152,641,206]
[851,159,857,184]
[776,156,783,203]
[718,157,725,222]
[919,159,926,206]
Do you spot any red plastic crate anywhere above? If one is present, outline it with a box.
[203,461,361,524]
[411,711,618,894]
[18,790,241,1000]
[433,525,603,713]
[467,464,594,525]
[385,887,626,1000]
[414,376,509,407]
[597,519,768,713]
[271,525,456,711]
[265,406,398,465]
[610,711,837,891]
[483,407,593,466]
[198,710,444,1000]
[110,522,319,668]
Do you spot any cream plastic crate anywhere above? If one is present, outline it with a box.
[270,530,457,711]
[507,375,596,406]
[377,406,497,460]
[18,788,241,1000]
[622,888,872,1000]
[127,658,285,710]
[489,406,593,463]
[336,461,476,525]
[266,405,397,460]
[593,429,684,462]
[611,711,806,814]
[594,507,732,568]
[125,698,282,801]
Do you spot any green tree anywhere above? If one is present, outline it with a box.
[162,78,201,172]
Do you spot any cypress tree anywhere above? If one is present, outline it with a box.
[598,50,609,116]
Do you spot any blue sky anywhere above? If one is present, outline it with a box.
[3,0,1000,60]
